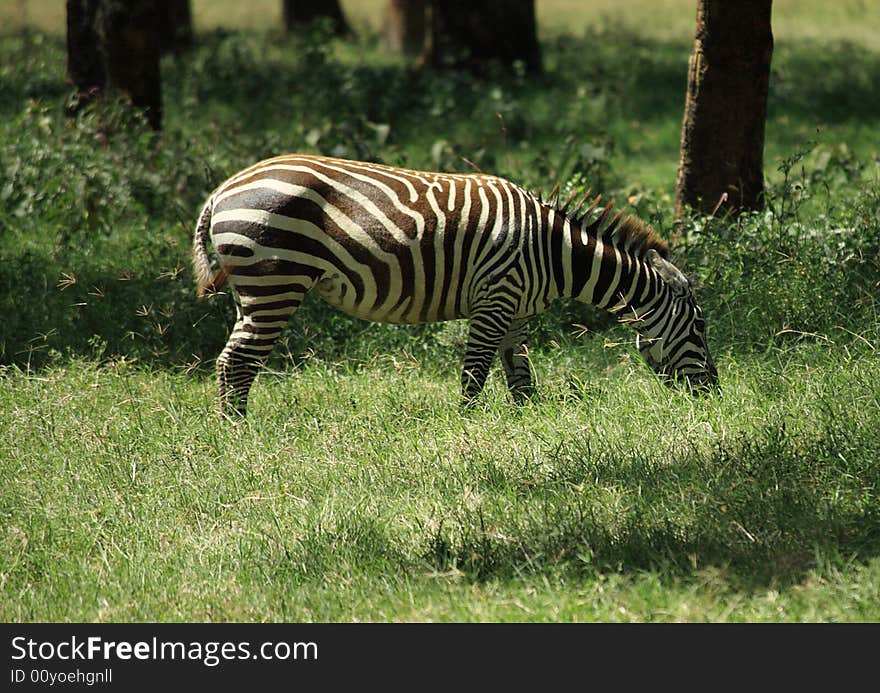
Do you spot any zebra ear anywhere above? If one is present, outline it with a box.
[647,249,689,294]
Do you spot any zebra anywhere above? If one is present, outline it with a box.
[192,154,717,417]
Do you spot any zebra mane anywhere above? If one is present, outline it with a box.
[537,186,669,259]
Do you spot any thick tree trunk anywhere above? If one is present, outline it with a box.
[383,0,426,55]
[101,0,163,130]
[421,0,542,75]
[158,0,193,54]
[65,0,104,112]
[282,0,351,36]
[675,0,774,217]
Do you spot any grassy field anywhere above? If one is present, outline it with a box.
[5,0,880,48]
[3,345,880,621]
[1,2,879,622]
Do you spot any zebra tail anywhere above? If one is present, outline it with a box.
[192,196,226,299]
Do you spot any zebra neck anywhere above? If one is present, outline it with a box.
[556,218,661,315]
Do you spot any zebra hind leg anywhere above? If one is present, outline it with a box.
[216,290,304,418]
[217,345,263,418]
[499,318,534,404]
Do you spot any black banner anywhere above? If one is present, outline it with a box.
[1,622,876,690]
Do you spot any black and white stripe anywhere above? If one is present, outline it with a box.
[193,154,717,416]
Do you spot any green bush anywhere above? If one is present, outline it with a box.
[677,150,880,353]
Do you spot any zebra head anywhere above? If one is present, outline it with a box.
[635,249,718,392]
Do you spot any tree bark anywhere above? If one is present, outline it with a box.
[383,0,426,55]
[158,0,193,54]
[101,0,163,130]
[675,0,774,217]
[282,0,351,37]
[65,0,104,112]
[421,0,542,75]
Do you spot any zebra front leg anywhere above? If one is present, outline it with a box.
[499,318,534,404]
[461,309,513,407]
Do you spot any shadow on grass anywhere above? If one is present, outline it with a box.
[248,407,880,594]
[0,256,229,370]
[423,418,880,590]
[771,39,880,126]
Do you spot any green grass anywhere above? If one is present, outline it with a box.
[1,3,879,621]
[2,341,879,621]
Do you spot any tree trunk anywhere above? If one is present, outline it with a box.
[421,0,542,75]
[675,0,774,217]
[158,0,193,54]
[282,0,351,37]
[65,0,104,113]
[383,0,426,55]
[101,0,163,130]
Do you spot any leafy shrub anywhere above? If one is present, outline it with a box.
[677,150,879,352]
